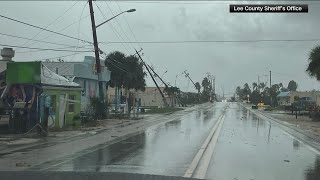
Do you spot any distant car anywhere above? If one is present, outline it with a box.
[257,102,264,107]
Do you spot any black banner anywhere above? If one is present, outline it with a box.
[230,4,308,13]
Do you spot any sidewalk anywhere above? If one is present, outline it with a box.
[0,104,192,152]
[0,113,165,152]
[0,107,194,170]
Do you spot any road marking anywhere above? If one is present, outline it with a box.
[183,105,228,178]
[193,114,226,179]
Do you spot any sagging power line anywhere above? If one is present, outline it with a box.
[0,14,92,44]
[0,43,93,52]
[0,32,91,49]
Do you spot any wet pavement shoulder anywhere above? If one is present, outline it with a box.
[241,103,320,152]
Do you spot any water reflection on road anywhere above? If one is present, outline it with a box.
[206,103,320,180]
[41,102,320,180]
[305,156,320,180]
[48,103,227,176]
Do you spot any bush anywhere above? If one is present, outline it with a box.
[83,97,107,122]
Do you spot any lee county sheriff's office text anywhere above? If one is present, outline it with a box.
[230,5,307,13]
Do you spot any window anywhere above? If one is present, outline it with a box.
[68,95,75,112]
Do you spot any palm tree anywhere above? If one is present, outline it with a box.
[259,82,266,91]
[195,82,201,93]
[307,45,320,80]
[164,86,180,107]
[252,82,258,91]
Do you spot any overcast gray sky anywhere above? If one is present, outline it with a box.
[1,1,320,95]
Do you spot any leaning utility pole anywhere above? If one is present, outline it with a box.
[184,70,198,93]
[148,64,183,107]
[148,64,169,89]
[135,49,168,107]
[88,0,105,117]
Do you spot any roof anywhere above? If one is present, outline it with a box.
[41,64,80,88]
[42,56,110,82]
[43,62,76,76]
[5,61,80,88]
[277,91,290,97]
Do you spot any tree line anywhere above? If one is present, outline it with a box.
[179,77,214,105]
[235,80,298,106]
[235,43,320,106]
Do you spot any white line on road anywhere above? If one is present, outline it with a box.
[183,105,228,178]
[192,114,226,179]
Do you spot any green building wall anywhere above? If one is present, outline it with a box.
[43,87,81,128]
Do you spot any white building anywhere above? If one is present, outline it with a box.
[107,86,176,111]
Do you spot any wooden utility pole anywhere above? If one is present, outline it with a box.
[184,70,198,93]
[88,0,106,117]
[148,64,169,88]
[147,64,183,107]
[135,49,168,107]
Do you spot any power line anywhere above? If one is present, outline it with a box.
[25,14,91,49]
[113,1,156,68]
[102,39,320,44]
[102,0,136,52]
[95,1,131,54]
[34,52,85,61]
[101,55,130,74]
[114,1,141,48]
[16,45,92,54]
[70,1,90,62]
[20,1,79,47]
[0,13,92,44]
[110,1,138,50]
[0,43,92,52]
[0,32,92,49]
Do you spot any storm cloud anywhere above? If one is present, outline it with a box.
[1,1,320,95]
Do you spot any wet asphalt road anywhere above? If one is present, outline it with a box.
[39,102,320,180]
[206,103,320,180]
[44,102,225,175]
